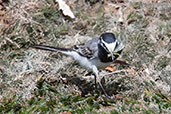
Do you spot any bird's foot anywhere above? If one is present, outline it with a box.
[98,82,115,100]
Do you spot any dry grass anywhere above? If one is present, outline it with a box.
[0,0,170,113]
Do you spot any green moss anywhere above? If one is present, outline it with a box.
[141,18,149,28]
[110,110,119,114]
[53,24,70,37]
[155,56,170,70]
[127,11,136,20]
[74,22,86,30]
[131,2,142,9]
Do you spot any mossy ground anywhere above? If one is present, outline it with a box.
[0,0,170,113]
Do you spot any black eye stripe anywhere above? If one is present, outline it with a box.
[100,42,108,51]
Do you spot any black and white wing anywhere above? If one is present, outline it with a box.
[73,37,99,59]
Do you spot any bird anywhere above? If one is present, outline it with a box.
[31,32,125,100]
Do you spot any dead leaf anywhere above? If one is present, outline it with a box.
[105,65,116,72]
[56,0,75,19]
[137,68,143,72]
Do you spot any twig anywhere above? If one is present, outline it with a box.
[103,69,127,76]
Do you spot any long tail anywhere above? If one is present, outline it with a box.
[30,45,79,58]
[31,45,73,52]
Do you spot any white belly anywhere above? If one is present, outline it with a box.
[78,57,112,70]
[64,51,112,71]
[65,51,93,70]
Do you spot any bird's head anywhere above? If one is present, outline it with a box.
[98,33,124,61]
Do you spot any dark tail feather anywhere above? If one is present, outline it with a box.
[30,45,73,52]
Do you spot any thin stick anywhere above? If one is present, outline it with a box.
[105,69,127,76]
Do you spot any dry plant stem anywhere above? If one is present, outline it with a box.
[106,69,127,75]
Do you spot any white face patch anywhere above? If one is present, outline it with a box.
[101,39,117,52]
[114,42,125,52]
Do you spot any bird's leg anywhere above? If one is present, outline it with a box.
[94,74,97,90]
[92,66,115,100]
[98,81,115,100]
[92,66,99,92]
